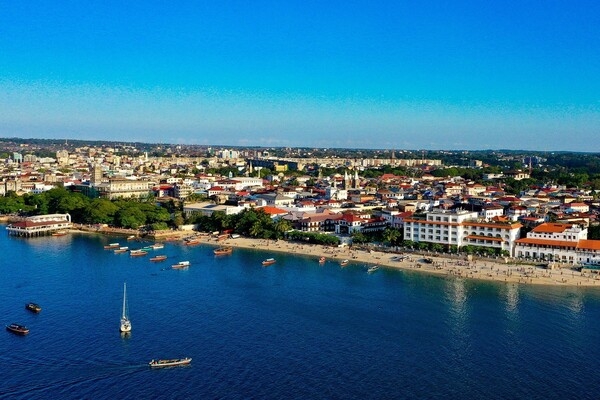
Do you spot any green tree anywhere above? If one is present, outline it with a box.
[274,219,292,238]
[382,227,402,245]
[85,199,119,225]
[115,206,146,229]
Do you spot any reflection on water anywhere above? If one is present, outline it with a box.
[504,283,520,313]
[444,277,471,359]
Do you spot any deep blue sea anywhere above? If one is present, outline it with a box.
[2,229,600,399]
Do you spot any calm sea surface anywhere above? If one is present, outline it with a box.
[1,229,600,399]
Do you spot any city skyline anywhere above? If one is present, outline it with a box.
[1,1,599,151]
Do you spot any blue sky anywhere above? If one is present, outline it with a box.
[1,1,599,151]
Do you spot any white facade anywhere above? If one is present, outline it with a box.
[403,209,522,255]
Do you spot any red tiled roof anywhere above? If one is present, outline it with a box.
[531,223,572,234]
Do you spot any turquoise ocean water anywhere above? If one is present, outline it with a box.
[1,230,600,399]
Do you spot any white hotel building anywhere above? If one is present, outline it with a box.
[515,223,600,265]
[403,209,522,256]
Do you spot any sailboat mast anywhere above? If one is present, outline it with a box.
[122,282,127,319]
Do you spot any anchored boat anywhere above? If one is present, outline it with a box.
[120,282,131,333]
[6,323,29,335]
[171,261,190,269]
[214,246,233,255]
[26,303,41,313]
[262,258,276,266]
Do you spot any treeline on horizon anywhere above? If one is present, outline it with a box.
[2,137,600,168]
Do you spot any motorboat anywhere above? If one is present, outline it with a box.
[262,258,276,266]
[25,303,41,313]
[214,246,233,255]
[6,323,29,335]
[149,357,192,368]
[172,261,190,269]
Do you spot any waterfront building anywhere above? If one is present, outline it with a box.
[514,222,600,265]
[6,213,72,237]
[403,209,522,256]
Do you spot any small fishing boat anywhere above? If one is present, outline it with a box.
[104,243,120,250]
[340,259,349,267]
[149,357,192,368]
[52,230,68,237]
[25,303,41,313]
[114,246,129,254]
[214,246,233,255]
[319,256,326,264]
[151,243,164,250]
[130,250,148,257]
[367,265,379,273]
[127,235,136,241]
[6,323,29,335]
[184,238,202,246]
[150,255,168,262]
[262,258,276,266]
[172,261,190,269]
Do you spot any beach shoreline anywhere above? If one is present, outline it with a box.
[67,224,599,287]
[206,236,600,287]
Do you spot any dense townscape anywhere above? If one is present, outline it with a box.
[3,138,600,271]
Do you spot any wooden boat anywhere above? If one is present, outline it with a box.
[26,303,41,313]
[114,246,129,254]
[104,243,120,250]
[52,230,68,236]
[367,265,379,273]
[120,282,132,333]
[127,235,136,241]
[184,238,202,246]
[262,258,276,266]
[214,246,233,255]
[340,259,349,267]
[151,243,164,250]
[149,357,192,368]
[318,256,326,264]
[141,246,154,252]
[150,255,168,262]
[130,249,148,257]
[6,323,29,335]
[172,261,190,269]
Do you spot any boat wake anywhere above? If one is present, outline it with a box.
[0,363,148,399]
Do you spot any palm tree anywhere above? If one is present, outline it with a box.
[382,227,401,246]
[249,221,263,238]
[274,219,292,239]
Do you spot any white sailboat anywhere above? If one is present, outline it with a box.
[120,282,132,333]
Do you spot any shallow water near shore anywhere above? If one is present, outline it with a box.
[2,231,600,399]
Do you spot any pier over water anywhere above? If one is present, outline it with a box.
[6,213,72,237]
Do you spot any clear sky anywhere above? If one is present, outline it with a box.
[1,1,599,151]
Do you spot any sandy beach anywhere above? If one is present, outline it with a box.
[205,236,600,287]
[69,224,600,287]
